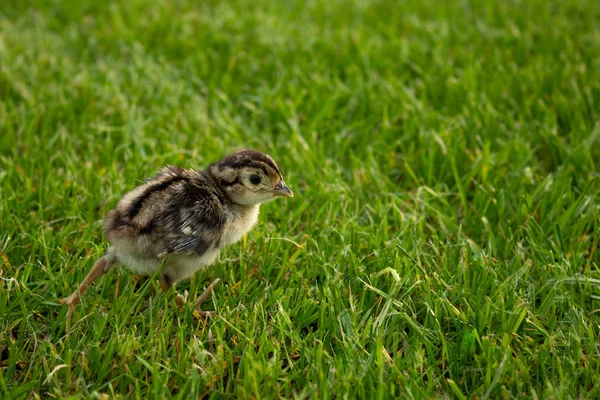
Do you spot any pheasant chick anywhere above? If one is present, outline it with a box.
[59,149,293,316]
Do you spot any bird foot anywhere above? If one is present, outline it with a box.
[194,310,216,318]
[193,278,220,318]
[175,290,189,307]
[58,292,80,318]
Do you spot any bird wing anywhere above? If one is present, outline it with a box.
[161,235,210,257]
[158,180,226,258]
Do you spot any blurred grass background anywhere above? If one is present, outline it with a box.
[1,0,599,398]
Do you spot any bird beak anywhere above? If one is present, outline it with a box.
[274,180,294,197]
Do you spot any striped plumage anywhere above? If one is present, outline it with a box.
[59,149,293,316]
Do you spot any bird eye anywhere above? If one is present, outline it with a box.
[250,174,261,185]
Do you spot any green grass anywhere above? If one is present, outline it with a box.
[1,0,600,398]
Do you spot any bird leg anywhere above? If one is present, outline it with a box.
[159,273,173,293]
[159,271,219,316]
[59,254,116,317]
[194,278,220,317]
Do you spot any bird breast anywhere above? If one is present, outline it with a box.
[219,205,260,247]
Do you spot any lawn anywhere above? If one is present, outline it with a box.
[1,0,599,398]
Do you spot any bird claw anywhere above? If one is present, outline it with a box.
[193,310,216,318]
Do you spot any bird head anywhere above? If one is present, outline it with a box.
[210,149,293,206]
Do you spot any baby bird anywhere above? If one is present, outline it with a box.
[59,149,293,317]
